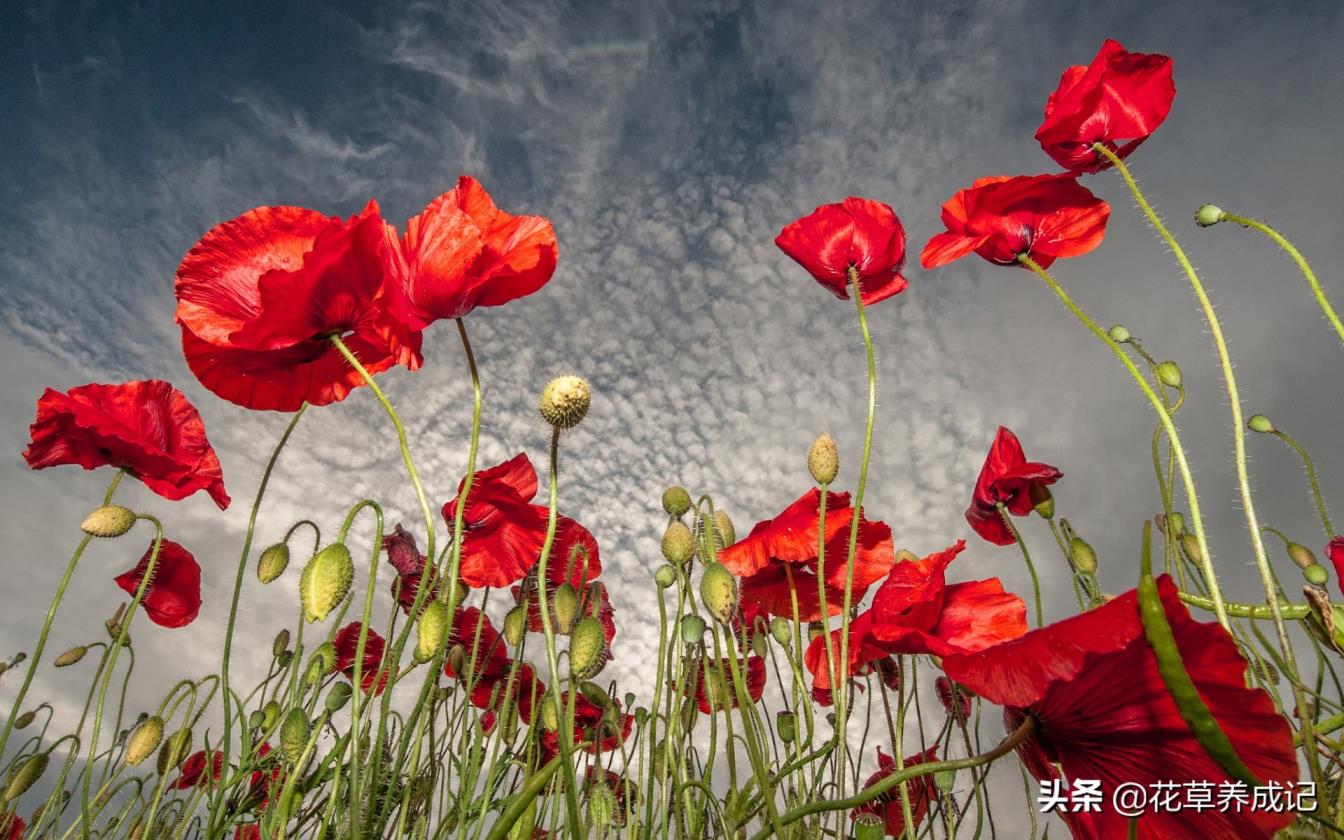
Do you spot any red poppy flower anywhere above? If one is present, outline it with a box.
[722,490,896,622]
[851,746,939,836]
[942,575,1297,839]
[112,539,202,629]
[920,175,1110,271]
[332,622,391,695]
[442,453,548,588]
[23,380,230,509]
[444,607,511,684]
[508,516,604,628]
[965,429,1062,542]
[383,524,441,614]
[775,197,908,306]
[935,676,974,724]
[1326,536,1344,596]
[471,662,545,727]
[1036,39,1175,174]
[1,813,24,840]
[384,176,558,328]
[172,750,225,790]
[687,655,767,714]
[175,202,421,412]
[235,826,261,840]
[540,690,635,759]
[246,743,283,811]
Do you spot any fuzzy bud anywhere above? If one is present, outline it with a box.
[416,601,450,664]
[257,543,290,584]
[261,700,281,731]
[569,616,607,680]
[1247,414,1274,434]
[807,434,839,485]
[1107,324,1131,344]
[654,564,677,589]
[12,711,34,731]
[447,644,466,678]
[770,617,792,646]
[539,375,591,429]
[3,752,48,801]
[1195,204,1225,227]
[934,768,957,792]
[1288,542,1319,570]
[1180,533,1204,565]
[553,583,580,634]
[1069,537,1097,575]
[325,682,353,713]
[280,708,310,765]
[1305,564,1330,587]
[699,563,738,625]
[713,511,735,547]
[680,615,706,646]
[661,522,695,567]
[80,505,137,538]
[272,629,291,660]
[540,696,560,733]
[54,646,88,668]
[157,728,192,776]
[661,486,692,518]
[503,606,528,647]
[124,716,164,766]
[587,780,616,830]
[578,680,611,708]
[1155,361,1183,388]
[300,543,354,624]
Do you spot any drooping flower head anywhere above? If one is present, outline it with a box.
[1325,536,1344,597]
[775,197,909,305]
[175,202,421,411]
[383,524,440,613]
[113,539,203,629]
[965,427,1062,546]
[851,746,939,837]
[921,175,1110,271]
[442,454,548,588]
[23,380,229,509]
[332,622,391,695]
[1036,39,1176,174]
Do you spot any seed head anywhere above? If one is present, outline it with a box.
[539,375,591,429]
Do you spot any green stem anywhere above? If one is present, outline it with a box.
[1178,592,1309,620]
[997,505,1043,627]
[1269,428,1334,538]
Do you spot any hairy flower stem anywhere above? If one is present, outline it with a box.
[1094,144,1320,788]
[1017,255,1230,629]
[997,505,1043,627]
[1267,428,1334,538]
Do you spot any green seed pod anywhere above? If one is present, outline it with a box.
[713,511,735,547]
[569,616,607,680]
[553,583,580,634]
[853,812,884,840]
[540,695,560,733]
[272,629,291,660]
[124,716,164,766]
[539,375,591,429]
[1305,563,1330,586]
[807,433,839,485]
[280,708,311,765]
[1195,204,1225,228]
[300,543,353,624]
[776,711,796,744]
[661,522,695,567]
[157,728,192,776]
[1288,543,1318,570]
[12,711,35,731]
[261,700,281,731]
[1155,361,1183,388]
[578,680,611,708]
[80,505,137,538]
[1247,414,1274,434]
[699,563,737,624]
[3,752,48,801]
[507,795,539,840]
[416,601,451,664]
[1107,324,1131,343]
[503,606,528,647]
[1070,537,1097,575]
[770,617,792,647]
[680,615,706,645]
[661,486,692,518]
[654,564,677,589]
[257,543,290,584]
[325,682,353,713]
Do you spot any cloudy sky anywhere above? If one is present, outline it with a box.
[3,0,1343,826]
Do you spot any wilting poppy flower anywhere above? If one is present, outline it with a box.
[920,174,1109,271]
[965,427,1062,546]
[1326,536,1344,596]
[935,676,974,724]
[851,746,939,836]
[23,380,230,509]
[775,197,909,305]
[384,176,558,328]
[175,202,421,412]
[332,622,391,695]
[112,539,202,629]
[721,489,896,622]
[442,453,548,588]
[172,750,225,790]
[942,575,1297,839]
[687,655,767,714]
[1036,39,1175,174]
[383,524,441,614]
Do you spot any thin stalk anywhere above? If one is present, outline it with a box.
[998,506,1042,627]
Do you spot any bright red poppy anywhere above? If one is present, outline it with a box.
[175,202,421,412]
[1326,536,1344,596]
[721,489,896,622]
[23,380,230,509]
[1036,39,1175,174]
[442,453,549,588]
[508,515,604,628]
[444,607,511,685]
[775,197,909,305]
[172,750,225,790]
[112,539,202,629]
[383,176,558,328]
[687,655,767,714]
[920,174,1109,270]
[965,427,1062,545]
[851,746,939,836]
[942,575,1297,839]
[332,622,391,695]
[540,690,635,759]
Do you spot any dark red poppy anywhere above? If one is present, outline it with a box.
[332,622,391,695]
[942,575,1297,839]
[172,750,225,790]
[851,746,939,836]
[235,826,261,840]
[965,427,1062,546]
[444,607,511,685]
[23,380,230,509]
[1326,536,1344,596]
[246,742,283,811]
[471,662,545,728]
[687,655,767,714]
[175,202,421,412]
[721,490,896,622]
[1036,39,1175,174]
[0,812,24,840]
[442,453,548,588]
[775,197,908,306]
[112,539,202,629]
[935,676,974,724]
[508,516,605,630]
[383,524,441,614]
[540,690,634,759]
[384,176,558,328]
[920,175,1110,271]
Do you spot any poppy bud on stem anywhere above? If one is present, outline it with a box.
[808,434,839,485]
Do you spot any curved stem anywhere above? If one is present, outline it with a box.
[1269,428,1334,538]
[998,505,1043,627]
[1218,212,1344,344]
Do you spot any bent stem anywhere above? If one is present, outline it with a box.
[1267,427,1334,539]
[998,505,1043,627]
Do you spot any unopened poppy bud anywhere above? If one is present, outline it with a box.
[1195,204,1225,227]
[1069,537,1097,575]
[1288,542,1318,570]
[713,511,735,547]
[680,615,706,645]
[777,711,796,744]
[300,543,353,624]
[895,549,919,564]
[280,708,310,765]
[577,680,609,708]
[539,375,591,429]
[54,646,88,667]
[699,563,738,624]
[679,696,698,732]
[11,654,23,666]
[325,682,352,713]
[0,662,7,678]
[447,644,466,677]
[104,617,131,647]
[13,711,34,731]
[661,522,695,567]
[654,564,677,589]
[1165,511,1186,535]
[808,433,839,485]
[1247,414,1274,434]
[416,601,450,664]
[272,629,290,660]
[553,583,580,634]
[503,606,527,646]
[624,691,636,710]
[309,641,335,677]
[81,504,137,538]
[1155,361,1183,388]
[569,616,607,680]
[261,700,281,731]
[157,728,191,776]
[634,706,648,726]
[257,543,290,584]
[853,812,884,840]
[751,632,768,657]
[934,768,957,792]
[588,781,616,830]
[3,752,47,801]
[1029,484,1054,519]
[247,709,264,729]
[1251,658,1281,685]
[662,486,692,517]
[1107,324,1131,343]
[124,716,164,766]
[540,695,560,732]
[1180,533,1203,565]
[1305,563,1330,586]
[770,617,792,646]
